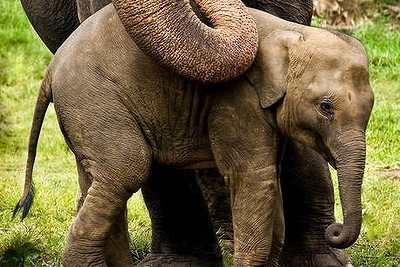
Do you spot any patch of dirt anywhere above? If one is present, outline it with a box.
[378,166,400,182]
[313,0,400,29]
[314,0,368,28]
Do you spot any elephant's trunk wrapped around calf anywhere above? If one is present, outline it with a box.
[325,131,366,248]
[111,0,259,84]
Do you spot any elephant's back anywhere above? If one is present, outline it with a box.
[51,4,145,78]
[48,4,173,105]
[47,4,194,139]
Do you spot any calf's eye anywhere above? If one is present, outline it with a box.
[319,100,334,119]
[320,102,332,111]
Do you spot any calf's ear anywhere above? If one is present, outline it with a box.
[246,30,305,108]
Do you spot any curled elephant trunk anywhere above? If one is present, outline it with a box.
[111,0,258,83]
[325,132,366,249]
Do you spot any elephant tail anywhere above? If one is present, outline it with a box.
[13,71,53,221]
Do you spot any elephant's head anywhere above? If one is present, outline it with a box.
[111,0,259,83]
[248,27,374,248]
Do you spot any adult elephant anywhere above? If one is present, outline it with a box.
[20,0,109,53]
[15,4,374,266]
[20,0,313,54]
[20,0,351,266]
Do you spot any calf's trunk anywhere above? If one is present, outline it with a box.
[325,132,366,249]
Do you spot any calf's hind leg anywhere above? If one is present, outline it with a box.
[61,120,151,266]
[75,160,134,267]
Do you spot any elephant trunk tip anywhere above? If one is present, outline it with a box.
[324,222,360,249]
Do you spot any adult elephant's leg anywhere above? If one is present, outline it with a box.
[20,0,80,53]
[195,168,234,252]
[279,140,352,266]
[139,167,222,267]
[242,0,313,25]
[76,0,111,22]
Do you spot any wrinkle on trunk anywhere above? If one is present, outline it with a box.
[325,132,366,249]
[111,0,258,84]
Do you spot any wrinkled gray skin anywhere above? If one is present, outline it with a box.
[20,0,109,54]
[20,0,313,54]
[16,4,374,266]
[19,0,356,266]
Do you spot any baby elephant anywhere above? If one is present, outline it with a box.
[15,3,373,267]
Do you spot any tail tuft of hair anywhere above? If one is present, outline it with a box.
[13,185,34,221]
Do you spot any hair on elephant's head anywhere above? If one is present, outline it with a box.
[111,0,259,84]
[247,27,374,249]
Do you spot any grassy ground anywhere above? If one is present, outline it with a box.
[345,18,400,266]
[0,0,399,266]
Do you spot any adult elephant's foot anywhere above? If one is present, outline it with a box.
[281,243,352,267]
[138,253,222,267]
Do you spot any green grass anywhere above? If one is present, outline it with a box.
[343,20,400,266]
[0,1,151,265]
[325,10,400,266]
[1,0,399,266]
